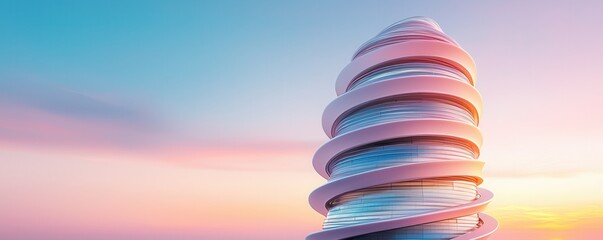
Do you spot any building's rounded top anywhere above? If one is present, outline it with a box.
[353,16,459,59]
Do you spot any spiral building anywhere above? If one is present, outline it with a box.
[307,17,498,240]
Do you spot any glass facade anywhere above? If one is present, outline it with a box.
[323,136,481,238]
[327,137,478,180]
[348,61,470,91]
[348,214,480,240]
[324,179,478,230]
[334,98,476,136]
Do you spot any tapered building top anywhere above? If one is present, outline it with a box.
[353,17,459,59]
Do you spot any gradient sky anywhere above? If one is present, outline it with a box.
[1,1,602,239]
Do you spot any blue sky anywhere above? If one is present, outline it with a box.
[3,0,603,184]
[1,0,511,142]
[1,1,603,239]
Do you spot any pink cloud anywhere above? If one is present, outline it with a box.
[0,96,318,171]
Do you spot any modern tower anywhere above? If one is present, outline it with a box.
[307,17,498,240]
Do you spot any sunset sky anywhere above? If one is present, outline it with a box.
[1,1,602,239]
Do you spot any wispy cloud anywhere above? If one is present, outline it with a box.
[0,77,318,171]
[0,79,156,127]
[0,78,162,151]
[147,140,319,170]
